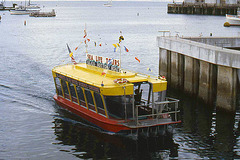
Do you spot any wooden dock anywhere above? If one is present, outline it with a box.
[0,3,17,11]
[168,3,240,15]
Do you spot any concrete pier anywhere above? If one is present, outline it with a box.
[158,36,240,112]
[168,3,240,15]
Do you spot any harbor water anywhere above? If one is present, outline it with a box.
[0,1,240,159]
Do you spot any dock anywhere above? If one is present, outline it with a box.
[29,9,56,17]
[157,33,240,112]
[0,3,17,11]
[168,3,240,15]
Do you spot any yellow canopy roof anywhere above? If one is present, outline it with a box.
[52,63,167,96]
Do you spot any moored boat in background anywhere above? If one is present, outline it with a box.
[104,0,112,7]
[10,0,40,15]
[226,8,240,24]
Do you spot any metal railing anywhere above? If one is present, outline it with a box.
[135,97,180,127]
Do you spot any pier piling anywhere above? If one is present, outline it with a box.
[158,36,240,112]
[168,3,240,15]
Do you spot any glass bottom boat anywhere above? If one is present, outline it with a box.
[52,54,181,137]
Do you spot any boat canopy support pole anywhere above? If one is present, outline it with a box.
[123,86,127,121]
[147,83,152,107]
[66,81,72,102]
[101,94,109,118]
[152,83,155,120]
[53,77,58,95]
[60,79,65,98]
[132,93,135,120]
[74,84,80,105]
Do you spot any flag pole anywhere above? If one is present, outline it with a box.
[84,23,88,54]
[119,31,122,71]
[120,43,121,71]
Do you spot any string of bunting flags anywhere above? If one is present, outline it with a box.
[66,29,154,73]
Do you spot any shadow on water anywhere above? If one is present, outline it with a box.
[52,105,179,159]
[168,88,240,159]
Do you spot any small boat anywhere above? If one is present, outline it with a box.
[226,8,240,24]
[10,6,40,15]
[104,0,112,7]
[52,34,181,137]
[10,0,40,15]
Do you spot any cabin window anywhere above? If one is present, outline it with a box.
[94,92,105,115]
[76,86,85,104]
[69,83,77,103]
[85,90,94,104]
[55,77,62,96]
[61,81,70,100]
[105,95,133,119]
[85,90,96,111]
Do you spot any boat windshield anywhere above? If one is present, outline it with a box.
[105,95,133,119]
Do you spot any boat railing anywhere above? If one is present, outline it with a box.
[134,97,180,127]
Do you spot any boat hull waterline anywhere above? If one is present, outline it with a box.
[54,95,181,134]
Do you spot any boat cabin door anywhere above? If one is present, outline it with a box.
[133,82,152,107]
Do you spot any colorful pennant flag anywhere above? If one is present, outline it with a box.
[108,58,113,65]
[114,47,119,52]
[83,29,87,38]
[135,57,140,63]
[113,43,119,52]
[69,52,73,57]
[147,67,152,72]
[124,46,129,52]
[75,42,83,51]
[66,43,77,65]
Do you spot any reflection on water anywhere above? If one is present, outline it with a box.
[51,88,240,159]
[53,107,179,159]
[172,89,240,159]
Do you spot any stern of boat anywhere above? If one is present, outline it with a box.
[119,97,181,137]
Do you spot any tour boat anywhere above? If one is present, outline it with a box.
[52,35,181,137]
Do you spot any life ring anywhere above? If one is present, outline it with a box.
[113,78,128,84]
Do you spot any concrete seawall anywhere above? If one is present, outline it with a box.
[157,36,240,112]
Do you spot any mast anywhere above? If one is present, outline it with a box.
[119,31,124,71]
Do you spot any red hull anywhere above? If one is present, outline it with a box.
[54,95,130,133]
[53,95,181,133]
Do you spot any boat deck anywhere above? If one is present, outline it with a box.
[120,118,176,128]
